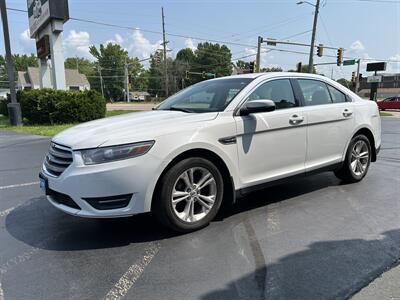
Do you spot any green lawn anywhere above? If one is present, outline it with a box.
[0,110,138,137]
[380,112,393,117]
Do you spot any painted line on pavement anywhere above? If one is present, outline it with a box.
[0,207,14,218]
[103,242,161,300]
[0,182,39,191]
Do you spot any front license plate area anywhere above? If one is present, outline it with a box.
[39,173,49,195]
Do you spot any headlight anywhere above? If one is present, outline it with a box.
[80,141,155,165]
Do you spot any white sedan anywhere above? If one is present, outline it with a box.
[40,73,381,232]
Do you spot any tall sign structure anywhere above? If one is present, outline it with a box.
[27,0,69,90]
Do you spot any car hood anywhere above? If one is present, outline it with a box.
[52,110,219,150]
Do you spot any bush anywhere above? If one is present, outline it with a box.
[0,97,8,116]
[3,89,106,124]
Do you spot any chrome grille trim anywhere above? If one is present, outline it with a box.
[44,142,73,177]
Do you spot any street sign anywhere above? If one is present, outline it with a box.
[366,62,386,72]
[343,59,356,66]
[27,0,69,38]
[367,75,382,83]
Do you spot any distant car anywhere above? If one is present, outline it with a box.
[378,96,400,110]
[40,73,381,232]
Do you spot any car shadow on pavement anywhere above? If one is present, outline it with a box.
[200,229,400,300]
[6,172,346,252]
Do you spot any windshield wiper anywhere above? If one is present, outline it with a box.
[162,106,194,113]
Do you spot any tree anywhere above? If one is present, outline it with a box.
[89,43,128,101]
[337,78,350,88]
[148,52,164,97]
[0,54,38,82]
[194,42,232,79]
[128,57,149,92]
[236,60,250,70]
[288,64,317,74]
[261,66,283,72]
[65,57,94,77]
[176,48,195,64]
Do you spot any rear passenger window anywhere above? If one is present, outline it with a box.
[297,79,332,106]
[327,85,347,103]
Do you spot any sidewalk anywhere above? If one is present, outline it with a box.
[352,263,400,299]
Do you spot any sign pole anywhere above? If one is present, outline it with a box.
[0,0,22,126]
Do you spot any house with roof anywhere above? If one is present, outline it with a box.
[17,67,90,91]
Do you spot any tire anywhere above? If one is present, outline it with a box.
[334,134,372,183]
[153,157,224,232]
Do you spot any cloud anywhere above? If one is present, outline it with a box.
[350,40,365,53]
[105,34,125,46]
[243,47,271,68]
[184,38,197,51]
[387,54,400,73]
[128,30,163,59]
[64,30,92,59]
[19,29,35,52]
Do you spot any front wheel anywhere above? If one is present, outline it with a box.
[153,157,224,232]
[334,134,372,183]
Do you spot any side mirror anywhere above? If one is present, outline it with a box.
[240,100,276,116]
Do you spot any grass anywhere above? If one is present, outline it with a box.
[380,112,393,117]
[0,110,138,137]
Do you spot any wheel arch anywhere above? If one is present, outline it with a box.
[150,148,235,212]
[353,127,377,162]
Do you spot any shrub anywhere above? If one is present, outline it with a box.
[3,89,106,124]
[0,97,8,116]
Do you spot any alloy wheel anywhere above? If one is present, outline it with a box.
[171,167,217,223]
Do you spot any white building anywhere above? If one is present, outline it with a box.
[18,67,90,91]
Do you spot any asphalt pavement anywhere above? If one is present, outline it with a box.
[0,119,399,300]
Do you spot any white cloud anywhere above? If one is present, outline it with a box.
[243,47,271,68]
[350,40,365,53]
[387,54,400,73]
[184,38,197,51]
[128,29,162,59]
[64,30,92,59]
[19,29,35,52]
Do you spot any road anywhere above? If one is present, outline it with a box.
[0,119,399,299]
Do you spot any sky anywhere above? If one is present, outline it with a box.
[1,0,400,79]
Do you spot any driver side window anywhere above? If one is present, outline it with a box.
[247,79,297,109]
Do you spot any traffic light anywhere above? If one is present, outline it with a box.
[202,71,206,79]
[351,71,356,83]
[337,48,343,66]
[296,62,302,73]
[185,70,189,80]
[249,61,256,73]
[317,44,324,57]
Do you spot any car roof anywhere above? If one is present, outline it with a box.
[215,72,331,81]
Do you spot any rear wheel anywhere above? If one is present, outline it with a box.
[334,134,371,183]
[153,157,224,232]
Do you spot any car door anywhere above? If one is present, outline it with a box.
[295,79,355,171]
[234,78,307,188]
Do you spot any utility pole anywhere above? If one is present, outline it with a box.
[161,7,169,97]
[75,56,79,71]
[256,36,263,73]
[308,0,320,73]
[97,65,105,98]
[124,57,130,102]
[0,0,22,126]
[355,59,361,93]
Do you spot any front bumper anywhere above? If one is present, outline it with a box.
[41,151,163,218]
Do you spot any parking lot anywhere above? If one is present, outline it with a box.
[0,118,399,299]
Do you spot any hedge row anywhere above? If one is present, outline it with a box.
[0,89,106,124]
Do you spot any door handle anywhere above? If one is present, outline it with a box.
[343,109,353,117]
[289,114,304,125]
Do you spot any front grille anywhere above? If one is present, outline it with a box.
[44,142,73,177]
[48,189,81,210]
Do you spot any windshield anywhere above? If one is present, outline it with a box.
[156,78,253,113]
